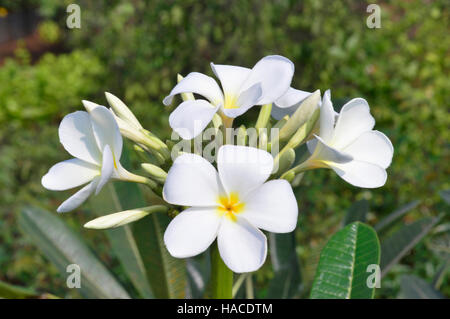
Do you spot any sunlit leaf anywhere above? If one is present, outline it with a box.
[310,222,380,299]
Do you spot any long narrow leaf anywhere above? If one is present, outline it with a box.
[19,206,130,298]
[310,222,380,299]
[374,200,421,232]
[380,217,440,277]
[267,232,302,298]
[342,199,369,226]
[400,275,444,299]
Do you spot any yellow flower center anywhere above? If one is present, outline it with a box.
[217,192,245,222]
[224,94,239,109]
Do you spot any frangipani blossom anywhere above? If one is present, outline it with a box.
[42,103,147,213]
[163,145,298,273]
[163,55,295,140]
[271,87,312,120]
[305,90,394,188]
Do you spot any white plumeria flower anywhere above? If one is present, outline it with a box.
[163,55,295,140]
[162,145,298,273]
[271,87,312,120]
[42,103,147,213]
[305,90,394,188]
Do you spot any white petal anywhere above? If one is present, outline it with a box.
[242,180,298,233]
[313,135,353,164]
[163,153,224,206]
[274,87,311,108]
[42,159,99,191]
[58,111,102,165]
[218,217,267,273]
[217,145,273,198]
[169,100,218,140]
[163,72,224,106]
[210,63,251,98]
[222,83,262,118]
[240,55,294,105]
[84,209,151,229]
[57,177,100,213]
[319,89,335,142]
[271,103,298,120]
[331,98,375,149]
[306,138,318,155]
[89,104,123,161]
[342,130,393,169]
[329,160,387,188]
[96,145,114,195]
[164,207,221,258]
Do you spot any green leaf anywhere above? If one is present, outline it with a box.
[186,254,210,299]
[400,275,444,299]
[90,183,154,298]
[18,206,130,298]
[0,281,39,299]
[380,217,440,277]
[310,222,380,299]
[342,199,369,226]
[439,189,450,204]
[432,259,449,289]
[374,200,421,232]
[267,232,302,298]
[130,190,186,298]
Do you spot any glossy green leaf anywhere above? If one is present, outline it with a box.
[186,254,210,299]
[342,199,369,226]
[19,206,130,298]
[374,200,421,232]
[400,275,444,299]
[380,217,440,277]
[267,232,302,298]
[310,222,380,299]
[90,183,154,298]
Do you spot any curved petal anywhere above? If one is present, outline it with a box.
[319,89,335,142]
[89,104,123,161]
[240,55,294,105]
[169,100,218,140]
[342,130,393,169]
[163,72,224,106]
[163,153,224,206]
[95,145,114,195]
[271,103,298,120]
[222,83,262,118]
[210,63,251,98]
[312,135,353,164]
[42,158,99,191]
[164,207,222,258]
[218,217,267,273]
[242,180,298,233]
[329,160,387,188]
[57,177,100,213]
[58,111,102,165]
[331,98,375,149]
[274,87,311,108]
[217,145,273,198]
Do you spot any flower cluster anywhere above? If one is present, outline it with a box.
[42,55,393,273]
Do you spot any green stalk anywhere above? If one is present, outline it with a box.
[211,242,233,299]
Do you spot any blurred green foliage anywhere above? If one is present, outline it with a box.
[0,0,448,297]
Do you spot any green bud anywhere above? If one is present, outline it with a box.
[274,148,295,175]
[237,125,247,146]
[278,90,321,143]
[286,107,320,149]
[255,103,272,130]
[141,163,168,183]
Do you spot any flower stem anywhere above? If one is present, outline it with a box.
[211,241,233,299]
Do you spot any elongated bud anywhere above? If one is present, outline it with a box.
[281,170,295,183]
[285,107,320,149]
[141,163,168,183]
[278,90,320,143]
[105,92,142,129]
[255,103,272,130]
[275,148,295,175]
[84,205,168,229]
[82,100,99,112]
[291,172,304,187]
[237,125,247,146]
[177,74,195,101]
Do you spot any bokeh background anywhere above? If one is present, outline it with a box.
[0,0,448,298]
